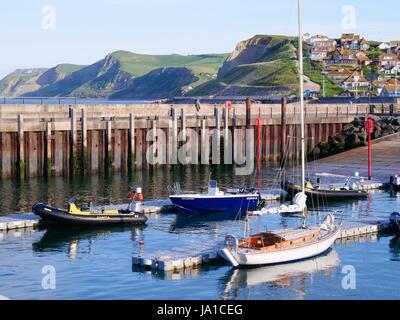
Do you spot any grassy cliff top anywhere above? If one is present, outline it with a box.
[109,50,228,77]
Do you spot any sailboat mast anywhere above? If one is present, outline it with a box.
[297,0,306,194]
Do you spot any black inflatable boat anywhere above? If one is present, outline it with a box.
[32,202,148,226]
[283,181,368,201]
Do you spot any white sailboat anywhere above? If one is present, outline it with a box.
[218,0,341,267]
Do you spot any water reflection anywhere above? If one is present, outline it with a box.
[170,211,246,232]
[33,226,146,260]
[389,236,400,261]
[0,166,260,214]
[132,264,224,281]
[220,249,340,300]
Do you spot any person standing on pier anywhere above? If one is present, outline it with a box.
[195,98,201,117]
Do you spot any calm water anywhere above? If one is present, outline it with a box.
[0,166,400,300]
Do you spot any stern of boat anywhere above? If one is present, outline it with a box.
[219,234,241,267]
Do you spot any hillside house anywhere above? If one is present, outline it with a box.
[326,68,353,81]
[379,42,391,50]
[307,35,330,46]
[340,34,365,51]
[360,39,370,51]
[323,50,358,65]
[356,53,371,66]
[310,47,330,61]
[379,52,399,67]
[341,71,370,90]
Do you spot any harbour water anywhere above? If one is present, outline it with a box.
[0,166,400,300]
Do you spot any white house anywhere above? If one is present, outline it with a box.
[379,42,391,50]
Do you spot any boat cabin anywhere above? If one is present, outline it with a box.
[239,228,321,251]
[207,180,224,196]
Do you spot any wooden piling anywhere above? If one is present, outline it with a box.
[81,108,88,173]
[246,98,251,129]
[105,120,113,170]
[280,97,287,162]
[169,108,178,165]
[128,113,135,170]
[223,107,231,164]
[17,115,24,180]
[150,120,157,165]
[45,121,52,176]
[69,107,77,176]
[212,107,221,164]
[201,119,209,165]
[180,108,186,139]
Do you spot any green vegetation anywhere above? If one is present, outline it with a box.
[55,64,86,73]
[221,60,298,87]
[367,50,383,61]
[303,60,344,97]
[110,50,227,88]
[361,64,378,75]
[189,35,300,96]
[4,34,392,99]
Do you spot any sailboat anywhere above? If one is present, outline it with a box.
[218,0,341,267]
[283,180,368,201]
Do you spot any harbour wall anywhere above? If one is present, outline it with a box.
[0,100,398,180]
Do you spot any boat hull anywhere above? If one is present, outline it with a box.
[283,181,368,200]
[219,227,340,267]
[169,194,259,215]
[32,203,148,226]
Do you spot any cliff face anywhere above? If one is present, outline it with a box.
[0,35,301,99]
[189,35,299,97]
[25,55,135,98]
[0,69,47,97]
[110,67,198,100]
[36,64,85,87]
[219,36,276,77]
[1,51,225,99]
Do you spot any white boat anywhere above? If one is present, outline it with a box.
[219,214,339,267]
[219,0,341,268]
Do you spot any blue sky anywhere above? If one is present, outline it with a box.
[1,0,400,78]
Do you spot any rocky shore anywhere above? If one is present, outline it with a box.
[311,115,400,159]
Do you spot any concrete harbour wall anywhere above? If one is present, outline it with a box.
[0,102,397,180]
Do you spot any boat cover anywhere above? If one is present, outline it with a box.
[252,192,307,215]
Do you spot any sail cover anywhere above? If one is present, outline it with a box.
[253,192,307,215]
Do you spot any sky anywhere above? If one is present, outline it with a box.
[1,0,400,78]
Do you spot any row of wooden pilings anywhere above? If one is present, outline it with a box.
[1,99,353,180]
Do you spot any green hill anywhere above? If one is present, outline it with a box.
[0,34,343,99]
[10,51,227,98]
[189,35,300,97]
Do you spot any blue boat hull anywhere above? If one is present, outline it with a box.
[169,194,259,215]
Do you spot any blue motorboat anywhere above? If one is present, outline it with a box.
[169,180,260,215]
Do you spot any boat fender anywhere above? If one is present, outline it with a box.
[136,187,144,202]
[225,234,238,250]
[320,213,335,231]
